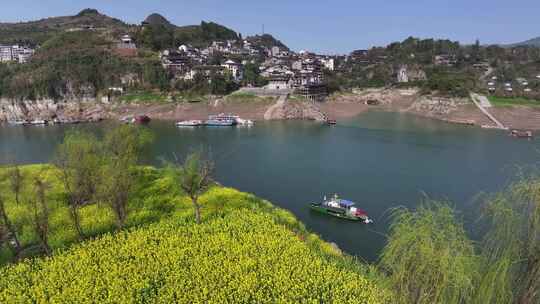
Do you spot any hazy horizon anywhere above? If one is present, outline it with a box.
[1,0,539,54]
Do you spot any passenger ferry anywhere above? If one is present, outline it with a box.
[206,114,237,126]
[310,194,373,224]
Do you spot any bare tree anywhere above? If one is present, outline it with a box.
[168,152,214,224]
[0,194,21,255]
[7,164,24,205]
[30,177,51,256]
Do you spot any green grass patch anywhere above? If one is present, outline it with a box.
[224,91,276,103]
[488,96,540,107]
[120,91,169,104]
[172,92,208,103]
[288,94,310,102]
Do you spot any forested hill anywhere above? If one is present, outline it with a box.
[0,9,129,46]
[0,9,269,101]
[246,34,290,51]
[139,13,239,49]
[0,9,242,49]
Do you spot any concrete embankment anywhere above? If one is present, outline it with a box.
[470,93,507,129]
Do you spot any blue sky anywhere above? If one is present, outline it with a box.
[1,0,539,54]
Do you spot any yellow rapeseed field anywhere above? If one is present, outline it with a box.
[0,210,384,303]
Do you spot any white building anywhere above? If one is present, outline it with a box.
[266,73,293,90]
[320,58,335,71]
[117,35,137,51]
[121,35,132,44]
[222,60,244,82]
[271,46,280,57]
[0,45,34,63]
[0,45,12,62]
[397,66,409,83]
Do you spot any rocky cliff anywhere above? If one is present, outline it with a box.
[0,98,109,122]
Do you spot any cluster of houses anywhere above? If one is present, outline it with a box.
[152,36,335,101]
[434,54,458,66]
[0,45,35,63]
[159,48,244,82]
[261,51,334,101]
[487,75,539,95]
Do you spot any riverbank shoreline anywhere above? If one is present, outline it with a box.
[2,89,540,130]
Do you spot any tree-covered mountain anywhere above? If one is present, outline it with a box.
[0,9,257,100]
[0,9,243,50]
[143,13,175,28]
[0,9,129,46]
[138,13,239,50]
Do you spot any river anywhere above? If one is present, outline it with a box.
[1,111,538,262]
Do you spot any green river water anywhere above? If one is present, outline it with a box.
[1,111,538,262]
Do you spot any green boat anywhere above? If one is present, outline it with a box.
[310,194,373,224]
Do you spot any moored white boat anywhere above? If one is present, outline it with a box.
[9,120,30,125]
[176,120,203,127]
[236,118,254,125]
[30,119,48,125]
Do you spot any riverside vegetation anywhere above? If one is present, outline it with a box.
[0,125,539,303]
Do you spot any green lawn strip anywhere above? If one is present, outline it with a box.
[488,96,540,107]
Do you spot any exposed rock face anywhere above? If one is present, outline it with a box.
[411,96,469,115]
[0,98,109,122]
[396,65,427,83]
[350,88,420,105]
[264,97,326,121]
[279,101,327,121]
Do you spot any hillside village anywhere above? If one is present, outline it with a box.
[0,9,540,128]
[154,36,335,101]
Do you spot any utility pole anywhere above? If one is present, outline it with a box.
[262,24,265,36]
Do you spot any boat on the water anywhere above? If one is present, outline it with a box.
[205,119,236,126]
[310,194,373,224]
[510,130,533,138]
[326,119,337,125]
[206,114,237,126]
[9,120,30,126]
[30,119,48,125]
[236,117,254,126]
[176,120,203,127]
[134,115,151,124]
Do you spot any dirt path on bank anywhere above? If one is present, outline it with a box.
[264,95,287,120]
